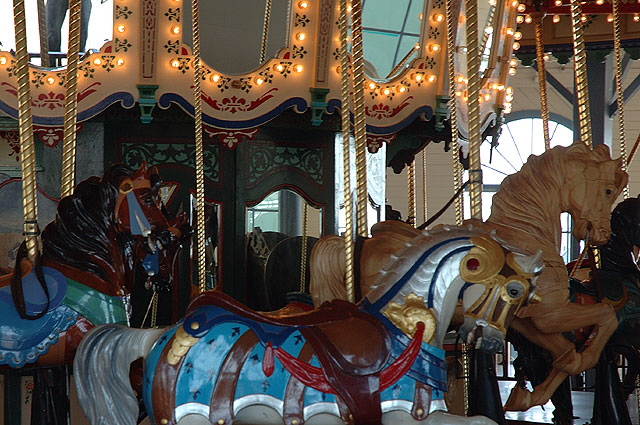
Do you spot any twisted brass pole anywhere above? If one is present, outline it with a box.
[570,0,592,147]
[447,0,463,226]
[466,0,482,220]
[339,0,355,303]
[299,203,308,292]
[612,0,628,198]
[421,150,427,224]
[37,0,49,67]
[533,12,550,150]
[60,0,82,198]
[408,160,416,226]
[192,0,206,292]
[351,0,369,238]
[259,0,273,63]
[14,0,39,262]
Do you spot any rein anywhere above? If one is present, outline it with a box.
[568,227,590,280]
[10,242,50,320]
[417,180,470,230]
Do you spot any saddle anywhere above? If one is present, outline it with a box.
[186,292,393,423]
[188,291,391,375]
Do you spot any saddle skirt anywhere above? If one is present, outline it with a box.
[0,266,78,367]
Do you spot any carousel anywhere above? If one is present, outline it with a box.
[0,0,639,424]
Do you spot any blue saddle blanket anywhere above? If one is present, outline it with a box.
[0,266,78,367]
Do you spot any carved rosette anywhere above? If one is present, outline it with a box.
[203,126,259,150]
[366,133,396,153]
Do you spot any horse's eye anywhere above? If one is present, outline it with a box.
[606,188,613,196]
[506,281,524,298]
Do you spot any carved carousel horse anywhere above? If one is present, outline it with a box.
[74,226,542,425]
[310,142,628,412]
[0,162,188,368]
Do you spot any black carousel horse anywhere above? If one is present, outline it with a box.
[0,162,189,425]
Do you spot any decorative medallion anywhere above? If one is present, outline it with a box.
[366,133,396,153]
[203,126,259,150]
[382,293,436,343]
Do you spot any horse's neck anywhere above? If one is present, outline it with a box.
[485,163,564,254]
[41,229,130,297]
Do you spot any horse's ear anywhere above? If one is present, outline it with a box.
[613,157,629,192]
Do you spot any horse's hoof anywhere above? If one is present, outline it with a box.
[552,349,582,375]
[504,386,532,412]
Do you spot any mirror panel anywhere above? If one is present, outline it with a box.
[181,0,291,75]
[362,0,423,81]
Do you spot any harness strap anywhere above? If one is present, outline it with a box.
[10,242,50,320]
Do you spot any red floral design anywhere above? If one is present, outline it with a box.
[366,133,396,153]
[203,126,259,149]
[33,91,65,110]
[365,96,414,120]
[202,88,278,114]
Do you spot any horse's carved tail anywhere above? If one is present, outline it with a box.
[74,325,164,425]
[309,235,347,307]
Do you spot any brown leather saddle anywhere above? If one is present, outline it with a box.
[187,291,392,424]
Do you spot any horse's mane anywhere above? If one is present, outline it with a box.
[41,164,134,283]
[601,195,640,275]
[487,143,619,249]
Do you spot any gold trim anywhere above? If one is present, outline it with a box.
[459,234,505,285]
[167,326,200,365]
[382,293,436,344]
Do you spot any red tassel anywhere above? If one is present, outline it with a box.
[263,342,275,377]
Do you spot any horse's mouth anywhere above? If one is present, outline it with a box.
[574,221,610,245]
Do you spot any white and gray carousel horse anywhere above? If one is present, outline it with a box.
[74,225,543,425]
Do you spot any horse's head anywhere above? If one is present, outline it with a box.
[458,234,542,352]
[110,162,190,290]
[564,143,628,245]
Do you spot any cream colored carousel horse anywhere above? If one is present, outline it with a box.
[309,142,628,411]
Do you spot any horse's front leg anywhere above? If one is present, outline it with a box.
[504,302,618,411]
[525,301,618,374]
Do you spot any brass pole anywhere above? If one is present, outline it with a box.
[612,0,628,198]
[421,150,427,224]
[299,203,308,292]
[259,0,273,63]
[408,160,416,226]
[339,0,355,303]
[447,0,463,226]
[466,0,482,220]
[192,0,206,292]
[533,12,550,150]
[13,0,40,262]
[351,0,369,238]
[60,0,82,198]
[570,0,592,147]
[37,0,49,67]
